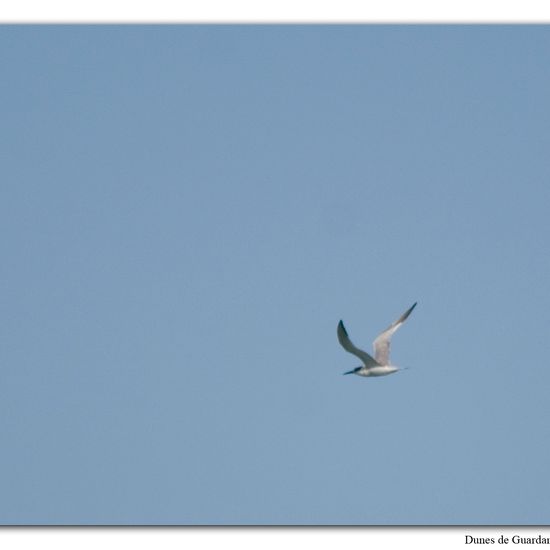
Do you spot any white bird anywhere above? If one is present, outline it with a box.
[338,302,417,377]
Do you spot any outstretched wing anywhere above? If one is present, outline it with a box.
[337,320,379,367]
[373,302,417,365]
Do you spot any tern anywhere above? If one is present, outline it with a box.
[338,302,417,377]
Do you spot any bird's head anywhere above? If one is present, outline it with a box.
[343,366,363,376]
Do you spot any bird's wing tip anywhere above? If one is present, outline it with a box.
[400,302,417,321]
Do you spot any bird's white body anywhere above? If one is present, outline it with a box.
[353,365,399,377]
[337,302,417,379]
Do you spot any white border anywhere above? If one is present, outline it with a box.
[2,527,550,550]
[1,0,550,22]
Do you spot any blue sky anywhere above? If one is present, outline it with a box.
[1,25,550,525]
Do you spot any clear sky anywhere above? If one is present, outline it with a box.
[1,25,550,525]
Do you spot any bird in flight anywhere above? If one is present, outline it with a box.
[337,302,417,377]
